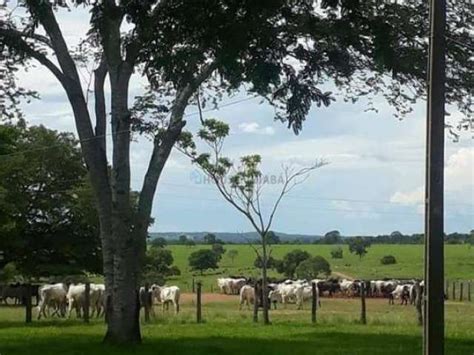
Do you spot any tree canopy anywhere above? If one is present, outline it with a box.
[0,122,102,277]
[275,249,311,278]
[295,256,331,280]
[188,249,219,275]
[348,237,372,259]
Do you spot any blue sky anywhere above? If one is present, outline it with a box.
[12,7,474,236]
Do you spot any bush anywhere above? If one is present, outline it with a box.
[380,255,397,265]
[295,256,331,280]
[330,247,343,259]
[254,255,277,269]
[275,249,311,278]
[168,265,181,276]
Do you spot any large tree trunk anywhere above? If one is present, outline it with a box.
[102,60,143,343]
[103,217,141,344]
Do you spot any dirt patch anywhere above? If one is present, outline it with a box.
[181,292,238,304]
[332,271,354,280]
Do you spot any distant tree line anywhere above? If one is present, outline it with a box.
[313,230,474,245]
[150,230,474,246]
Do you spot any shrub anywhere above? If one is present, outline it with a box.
[330,247,343,259]
[380,255,397,265]
[295,256,331,280]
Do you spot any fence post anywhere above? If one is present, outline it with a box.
[192,278,195,293]
[211,284,214,293]
[196,281,202,323]
[452,281,456,301]
[445,280,449,299]
[468,282,471,302]
[253,283,259,323]
[311,282,317,324]
[360,282,367,325]
[83,282,90,323]
[25,283,32,324]
[459,282,464,302]
[144,283,150,322]
[415,281,423,326]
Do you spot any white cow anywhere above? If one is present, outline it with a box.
[230,278,246,294]
[151,285,180,314]
[340,279,356,296]
[67,284,85,318]
[276,283,300,308]
[37,283,68,320]
[269,282,319,310]
[217,278,232,294]
[90,284,106,317]
[295,285,319,310]
[390,284,410,305]
[239,285,255,310]
[67,283,106,318]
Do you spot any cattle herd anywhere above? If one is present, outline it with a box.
[0,277,426,320]
[217,277,426,310]
[0,282,182,319]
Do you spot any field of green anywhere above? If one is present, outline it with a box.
[1,295,473,354]
[167,244,474,292]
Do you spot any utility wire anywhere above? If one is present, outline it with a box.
[0,96,259,159]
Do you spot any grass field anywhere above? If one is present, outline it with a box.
[0,294,473,354]
[166,244,474,292]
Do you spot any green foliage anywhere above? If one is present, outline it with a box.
[211,243,226,261]
[468,232,474,249]
[295,256,331,280]
[179,235,188,244]
[0,262,20,283]
[0,123,101,277]
[380,255,397,265]
[188,249,219,275]
[253,255,277,270]
[275,249,311,278]
[143,247,180,277]
[265,231,280,245]
[185,239,196,247]
[331,247,343,259]
[319,230,343,244]
[227,249,239,264]
[137,1,473,131]
[150,237,167,248]
[348,237,372,260]
[204,233,217,245]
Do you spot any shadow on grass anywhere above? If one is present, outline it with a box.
[1,330,473,355]
[0,319,106,329]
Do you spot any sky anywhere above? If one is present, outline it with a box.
[9,6,474,236]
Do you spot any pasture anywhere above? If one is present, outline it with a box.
[166,244,474,291]
[0,294,473,354]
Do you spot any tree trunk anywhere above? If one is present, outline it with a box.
[103,62,142,344]
[261,235,270,325]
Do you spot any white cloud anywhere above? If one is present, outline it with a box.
[390,147,474,208]
[390,186,424,205]
[330,201,380,220]
[445,147,474,192]
[238,122,275,135]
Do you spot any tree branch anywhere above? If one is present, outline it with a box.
[137,62,218,224]
[0,28,66,85]
[94,56,108,152]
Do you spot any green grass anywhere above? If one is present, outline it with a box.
[1,296,473,354]
[166,244,474,292]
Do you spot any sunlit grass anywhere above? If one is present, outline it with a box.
[0,295,473,354]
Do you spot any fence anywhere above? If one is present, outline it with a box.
[445,280,473,301]
[1,279,473,325]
